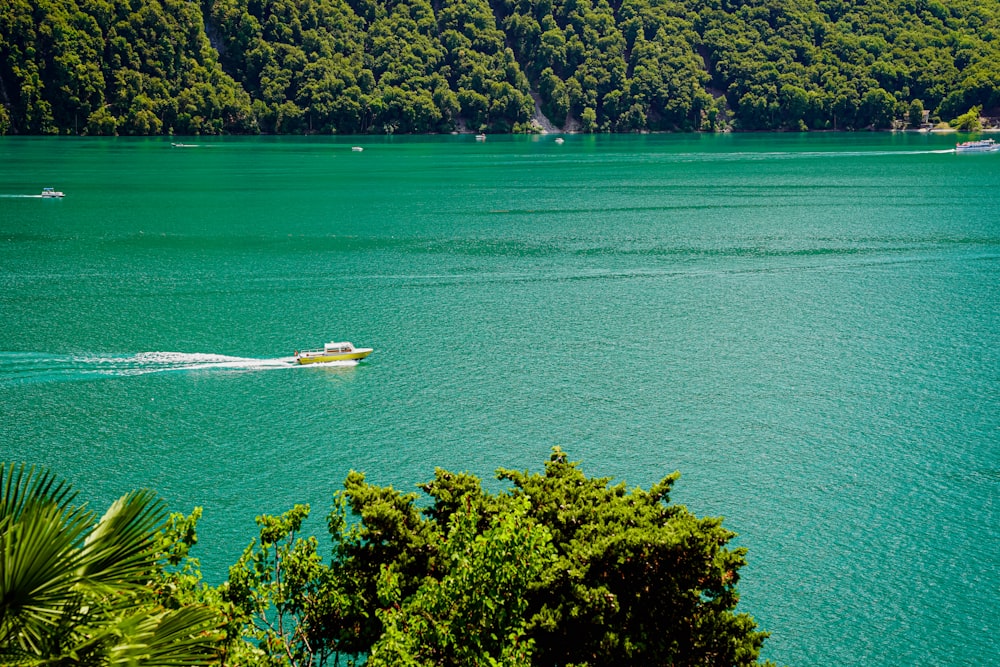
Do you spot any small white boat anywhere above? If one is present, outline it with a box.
[352,146,364,152]
[554,137,565,144]
[41,187,64,198]
[955,138,998,153]
[294,341,373,364]
[475,133,486,141]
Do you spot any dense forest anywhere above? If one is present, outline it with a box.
[1,0,999,134]
[1,449,773,666]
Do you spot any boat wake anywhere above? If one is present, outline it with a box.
[0,351,356,386]
[651,148,961,163]
[105,351,298,374]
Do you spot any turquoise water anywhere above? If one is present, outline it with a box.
[1,133,997,665]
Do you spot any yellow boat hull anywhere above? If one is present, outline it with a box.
[296,349,373,364]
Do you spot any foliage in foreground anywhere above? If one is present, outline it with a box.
[0,463,223,667]
[1,449,771,666]
[220,447,770,666]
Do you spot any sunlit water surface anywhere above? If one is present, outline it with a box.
[1,133,997,666]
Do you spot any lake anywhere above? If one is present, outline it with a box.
[1,132,997,665]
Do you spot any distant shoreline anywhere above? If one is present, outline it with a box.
[5,127,998,138]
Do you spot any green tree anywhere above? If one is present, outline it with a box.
[330,448,771,666]
[86,106,118,135]
[224,503,360,667]
[368,496,554,667]
[0,463,223,666]
[860,87,897,129]
[952,104,983,131]
[907,99,925,128]
[1,105,14,134]
[496,448,769,666]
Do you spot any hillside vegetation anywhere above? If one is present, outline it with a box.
[1,0,998,134]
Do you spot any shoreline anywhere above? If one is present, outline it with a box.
[4,126,999,138]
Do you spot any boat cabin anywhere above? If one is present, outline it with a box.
[324,342,355,353]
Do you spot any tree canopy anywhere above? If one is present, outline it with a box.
[2,449,773,666]
[2,0,998,133]
[0,0,1000,134]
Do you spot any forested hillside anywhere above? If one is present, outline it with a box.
[2,0,998,134]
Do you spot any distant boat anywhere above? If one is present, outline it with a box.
[41,187,64,198]
[352,146,364,152]
[171,142,198,147]
[554,137,565,144]
[475,133,486,141]
[294,341,373,364]
[955,138,998,153]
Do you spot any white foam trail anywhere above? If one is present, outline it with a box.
[78,352,302,376]
[664,148,960,162]
[763,149,958,158]
[1,351,365,385]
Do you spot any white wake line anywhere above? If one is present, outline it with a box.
[76,352,361,376]
[657,148,962,162]
[727,149,957,158]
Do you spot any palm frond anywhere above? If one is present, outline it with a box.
[81,489,167,590]
[107,605,224,667]
[0,463,79,524]
[1,464,224,666]
[0,466,96,654]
